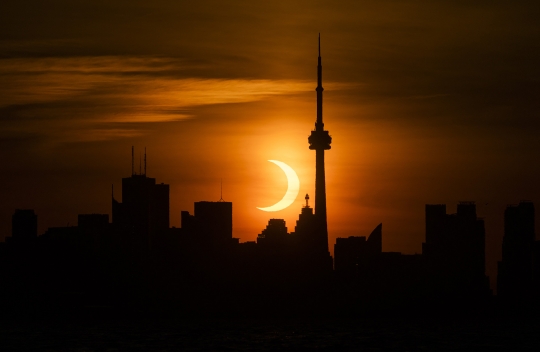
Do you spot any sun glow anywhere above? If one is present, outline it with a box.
[257,160,300,212]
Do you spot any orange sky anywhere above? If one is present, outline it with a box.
[1,1,540,285]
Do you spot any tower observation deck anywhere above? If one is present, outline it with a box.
[308,35,332,261]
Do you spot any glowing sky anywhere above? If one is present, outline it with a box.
[1,1,540,285]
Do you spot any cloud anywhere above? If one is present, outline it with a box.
[0,56,353,143]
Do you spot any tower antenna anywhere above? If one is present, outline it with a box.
[219,178,224,202]
[131,146,134,176]
[139,152,141,175]
[318,33,320,57]
[144,147,147,176]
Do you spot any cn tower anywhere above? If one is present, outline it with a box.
[308,34,332,257]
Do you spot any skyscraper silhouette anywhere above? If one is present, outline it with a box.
[308,35,332,269]
[497,201,535,303]
[290,194,316,242]
[422,202,490,302]
[112,148,169,257]
[334,224,382,275]
[194,201,233,247]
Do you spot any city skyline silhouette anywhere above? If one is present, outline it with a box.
[2,40,539,318]
[2,4,540,344]
[2,3,539,282]
[2,32,538,293]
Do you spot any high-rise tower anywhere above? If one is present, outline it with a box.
[308,35,332,258]
[112,147,169,257]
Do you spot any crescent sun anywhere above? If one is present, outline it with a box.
[257,160,300,212]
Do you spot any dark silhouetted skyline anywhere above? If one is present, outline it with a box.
[1,1,539,299]
[2,43,540,320]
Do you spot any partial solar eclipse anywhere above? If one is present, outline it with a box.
[257,160,300,212]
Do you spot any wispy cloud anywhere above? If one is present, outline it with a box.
[0,56,352,142]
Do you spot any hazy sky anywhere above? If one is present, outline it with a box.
[1,1,539,284]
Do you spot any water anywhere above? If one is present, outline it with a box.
[1,316,539,351]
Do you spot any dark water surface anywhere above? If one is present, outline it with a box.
[1,315,539,351]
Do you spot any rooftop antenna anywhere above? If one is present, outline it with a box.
[131,146,134,176]
[139,152,142,175]
[318,33,320,57]
[218,178,224,202]
[144,147,147,176]
[112,184,114,199]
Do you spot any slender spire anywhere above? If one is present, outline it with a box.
[131,146,134,176]
[316,34,323,128]
[218,178,224,202]
[318,33,320,57]
[144,147,147,176]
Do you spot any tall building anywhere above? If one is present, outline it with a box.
[257,218,288,247]
[291,194,316,240]
[307,35,333,271]
[334,223,382,275]
[112,148,169,254]
[194,201,233,246]
[497,201,535,302]
[422,202,490,300]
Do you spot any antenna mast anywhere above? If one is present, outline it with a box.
[144,147,147,176]
[131,146,134,176]
[219,178,224,202]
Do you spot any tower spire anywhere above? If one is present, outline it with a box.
[316,34,323,128]
[219,178,224,202]
[144,147,147,176]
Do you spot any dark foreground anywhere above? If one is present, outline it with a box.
[2,314,540,351]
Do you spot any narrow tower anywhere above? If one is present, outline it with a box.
[308,34,332,257]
